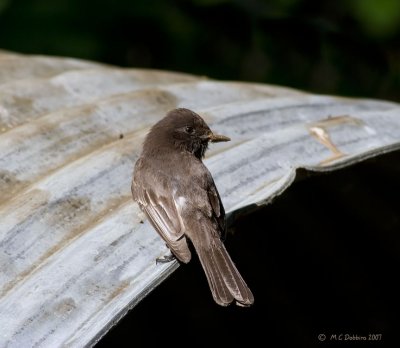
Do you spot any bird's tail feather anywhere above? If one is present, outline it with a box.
[194,240,254,307]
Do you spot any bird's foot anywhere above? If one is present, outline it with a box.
[156,253,176,264]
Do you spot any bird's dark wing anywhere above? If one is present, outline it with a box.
[206,175,227,239]
[132,159,191,263]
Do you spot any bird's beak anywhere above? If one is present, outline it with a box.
[208,132,231,143]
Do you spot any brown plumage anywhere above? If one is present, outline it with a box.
[131,108,254,307]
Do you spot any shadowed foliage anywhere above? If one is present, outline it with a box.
[0,0,399,101]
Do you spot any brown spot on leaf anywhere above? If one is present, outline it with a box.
[0,170,31,205]
[107,280,131,302]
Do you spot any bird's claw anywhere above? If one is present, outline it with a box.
[156,254,176,264]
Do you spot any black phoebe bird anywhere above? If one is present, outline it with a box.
[132,108,254,307]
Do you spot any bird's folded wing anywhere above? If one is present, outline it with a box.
[132,180,191,263]
[206,177,227,239]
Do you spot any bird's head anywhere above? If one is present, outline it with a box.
[145,108,230,159]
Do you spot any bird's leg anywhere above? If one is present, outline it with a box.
[156,249,176,264]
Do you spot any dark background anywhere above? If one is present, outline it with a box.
[0,0,399,101]
[1,0,399,346]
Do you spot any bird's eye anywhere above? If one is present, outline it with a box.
[185,126,194,134]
